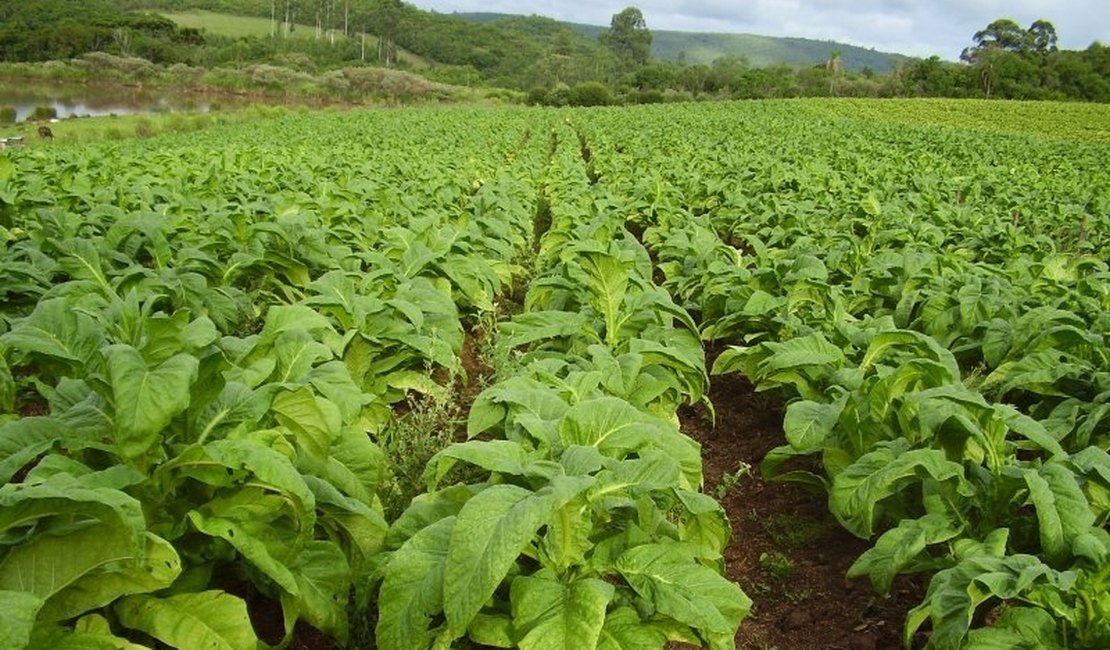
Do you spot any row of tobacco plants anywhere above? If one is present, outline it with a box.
[581,100,1109,648]
[0,106,750,649]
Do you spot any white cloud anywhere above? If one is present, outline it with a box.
[411,0,1109,59]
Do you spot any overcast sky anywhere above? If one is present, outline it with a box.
[411,1,1109,60]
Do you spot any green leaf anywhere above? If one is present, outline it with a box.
[443,478,594,640]
[596,607,668,650]
[426,440,532,489]
[783,397,844,453]
[965,607,1062,649]
[115,591,259,650]
[510,571,614,650]
[860,193,882,217]
[830,440,964,538]
[616,544,750,639]
[0,418,78,484]
[37,533,181,623]
[271,388,338,462]
[104,345,198,461]
[1022,463,1094,566]
[377,517,454,650]
[1,298,105,366]
[0,353,13,412]
[847,513,960,594]
[187,510,301,596]
[558,397,674,458]
[905,550,1053,650]
[0,590,44,650]
[280,541,350,643]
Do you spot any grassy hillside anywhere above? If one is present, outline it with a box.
[160,10,429,68]
[459,12,906,73]
[161,10,302,39]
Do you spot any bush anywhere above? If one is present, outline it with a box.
[628,89,665,105]
[29,106,57,121]
[0,107,15,124]
[525,87,549,106]
[566,81,613,107]
[134,118,153,138]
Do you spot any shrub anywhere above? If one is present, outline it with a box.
[134,118,153,138]
[567,81,613,107]
[0,106,15,124]
[29,106,57,121]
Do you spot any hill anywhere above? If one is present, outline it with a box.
[160,10,429,68]
[457,12,906,73]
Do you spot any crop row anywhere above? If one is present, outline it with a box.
[576,103,1109,648]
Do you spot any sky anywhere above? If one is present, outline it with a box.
[410,0,1109,60]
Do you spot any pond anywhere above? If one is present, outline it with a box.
[0,80,282,122]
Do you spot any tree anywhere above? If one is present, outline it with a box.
[599,6,651,73]
[1028,19,1058,54]
[827,49,843,95]
[961,18,1026,62]
[369,0,403,66]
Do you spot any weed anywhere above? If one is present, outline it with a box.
[762,512,834,550]
[759,551,795,581]
[376,393,464,521]
[713,460,752,500]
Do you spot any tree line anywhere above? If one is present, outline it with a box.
[0,1,1107,104]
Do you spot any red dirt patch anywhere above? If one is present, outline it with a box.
[681,372,926,650]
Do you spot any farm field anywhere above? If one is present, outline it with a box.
[0,98,1108,650]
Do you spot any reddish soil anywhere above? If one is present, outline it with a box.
[680,371,926,650]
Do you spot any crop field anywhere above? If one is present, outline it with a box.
[0,98,1108,650]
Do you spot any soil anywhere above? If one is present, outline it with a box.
[679,369,927,650]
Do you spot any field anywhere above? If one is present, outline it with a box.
[1,98,1108,650]
[160,10,430,69]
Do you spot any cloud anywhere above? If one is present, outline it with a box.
[412,0,1109,59]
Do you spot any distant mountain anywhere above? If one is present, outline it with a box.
[456,12,907,73]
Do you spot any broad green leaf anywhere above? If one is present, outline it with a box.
[1022,463,1094,566]
[426,440,532,489]
[388,484,483,549]
[0,417,78,483]
[37,533,181,623]
[499,311,594,349]
[510,571,614,650]
[616,544,750,639]
[280,540,350,643]
[905,551,1053,650]
[596,607,668,650]
[115,591,258,650]
[760,334,845,374]
[830,440,964,538]
[847,513,959,594]
[377,517,454,650]
[558,397,674,457]
[0,590,44,650]
[104,345,198,461]
[783,397,845,453]
[0,353,13,412]
[271,388,338,462]
[187,509,300,596]
[443,477,594,640]
[965,607,1062,649]
[1,298,105,366]
[674,489,730,560]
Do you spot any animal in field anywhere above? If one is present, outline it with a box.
[38,126,53,139]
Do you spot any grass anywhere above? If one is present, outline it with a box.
[162,11,305,40]
[0,105,294,146]
[161,10,429,68]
